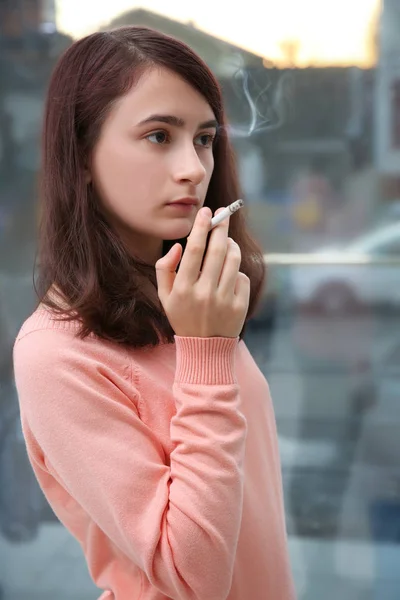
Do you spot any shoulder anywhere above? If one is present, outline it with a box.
[15,305,79,342]
[13,306,132,386]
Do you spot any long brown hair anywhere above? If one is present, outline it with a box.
[37,26,266,347]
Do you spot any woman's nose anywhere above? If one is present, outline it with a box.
[172,146,207,185]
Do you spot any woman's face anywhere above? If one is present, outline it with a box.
[90,67,217,263]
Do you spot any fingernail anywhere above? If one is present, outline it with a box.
[200,207,211,219]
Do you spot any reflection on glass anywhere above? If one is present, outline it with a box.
[2,1,400,599]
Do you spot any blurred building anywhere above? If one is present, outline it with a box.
[104,7,265,78]
[0,0,56,39]
[0,0,56,177]
[375,0,400,177]
[0,0,72,271]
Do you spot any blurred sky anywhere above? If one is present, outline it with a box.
[56,0,380,67]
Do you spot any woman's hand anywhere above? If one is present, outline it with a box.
[156,207,250,338]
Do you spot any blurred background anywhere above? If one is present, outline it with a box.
[1,1,400,598]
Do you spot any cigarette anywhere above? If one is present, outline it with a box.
[210,199,244,229]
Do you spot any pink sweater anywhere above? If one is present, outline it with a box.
[13,308,295,600]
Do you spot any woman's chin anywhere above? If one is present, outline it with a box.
[163,221,194,240]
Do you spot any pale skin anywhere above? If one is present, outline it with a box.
[89,66,250,338]
[89,66,216,264]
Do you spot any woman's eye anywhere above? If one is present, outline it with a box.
[146,131,215,147]
[195,133,215,148]
[146,131,169,144]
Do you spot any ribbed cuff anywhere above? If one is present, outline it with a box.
[174,336,239,385]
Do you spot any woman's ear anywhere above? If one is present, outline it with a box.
[85,169,92,184]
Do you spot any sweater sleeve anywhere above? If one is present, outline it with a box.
[13,330,247,600]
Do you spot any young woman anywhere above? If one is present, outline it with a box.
[13,26,295,600]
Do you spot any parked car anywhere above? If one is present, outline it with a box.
[290,222,400,314]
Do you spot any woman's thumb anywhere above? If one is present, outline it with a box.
[155,243,182,298]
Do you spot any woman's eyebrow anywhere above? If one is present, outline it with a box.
[136,114,218,130]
